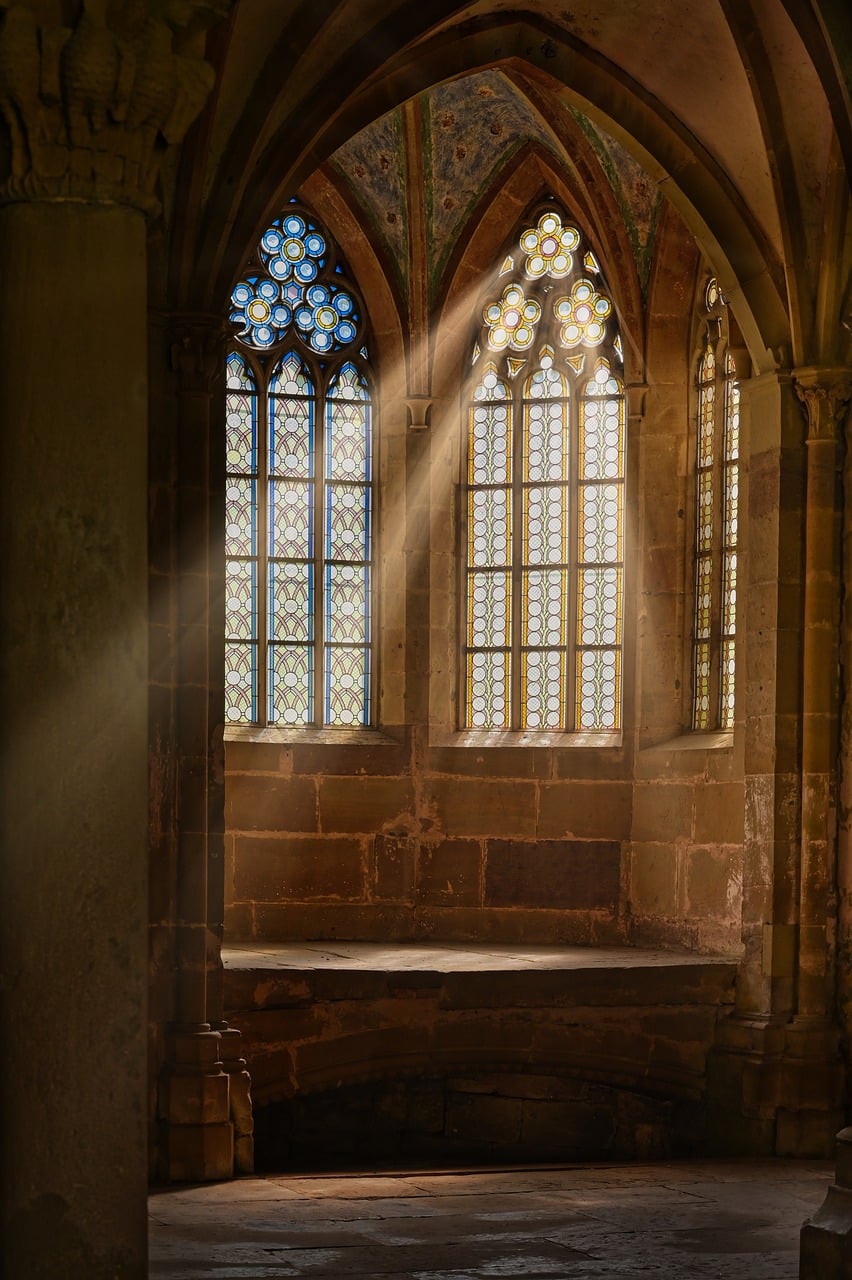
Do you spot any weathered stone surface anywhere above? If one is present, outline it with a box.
[0,0,230,214]
[289,737,410,776]
[373,832,416,902]
[1,199,151,1273]
[425,745,551,778]
[693,782,744,843]
[418,839,482,906]
[150,1157,831,1278]
[0,0,228,215]
[415,905,605,945]
[227,774,317,832]
[485,839,620,909]
[684,844,736,917]
[629,842,679,916]
[537,781,632,839]
[225,740,286,772]
[801,1128,852,1277]
[233,836,364,901]
[318,775,415,832]
[632,782,693,842]
[250,902,414,941]
[423,776,536,837]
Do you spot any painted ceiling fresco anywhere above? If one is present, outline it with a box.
[568,107,662,289]
[330,108,409,295]
[422,70,563,290]
[328,70,663,302]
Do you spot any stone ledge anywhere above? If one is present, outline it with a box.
[224,944,737,1127]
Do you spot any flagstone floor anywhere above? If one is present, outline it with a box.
[149,1157,831,1278]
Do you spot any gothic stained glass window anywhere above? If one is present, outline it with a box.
[691,278,740,730]
[225,203,373,727]
[465,209,626,732]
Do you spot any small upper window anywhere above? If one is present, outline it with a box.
[225,202,374,728]
[692,277,740,730]
[463,209,626,732]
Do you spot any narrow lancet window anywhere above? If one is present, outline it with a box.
[465,209,625,732]
[225,203,373,727]
[691,278,740,730]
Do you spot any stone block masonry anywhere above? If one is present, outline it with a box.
[224,734,743,948]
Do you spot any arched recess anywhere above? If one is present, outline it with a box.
[193,14,792,375]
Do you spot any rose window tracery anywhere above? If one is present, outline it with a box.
[554,280,612,348]
[483,284,542,351]
[520,212,580,278]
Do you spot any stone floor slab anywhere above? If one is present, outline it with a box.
[149,1159,832,1278]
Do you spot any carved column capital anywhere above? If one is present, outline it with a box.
[794,368,852,441]
[625,381,649,421]
[0,0,231,216]
[169,312,227,393]
[404,394,433,431]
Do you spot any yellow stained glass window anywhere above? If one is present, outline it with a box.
[464,209,625,733]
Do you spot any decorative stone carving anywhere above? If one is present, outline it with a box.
[169,313,227,393]
[0,0,231,215]
[794,371,852,440]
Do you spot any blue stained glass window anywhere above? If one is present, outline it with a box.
[225,353,259,723]
[225,202,373,727]
[230,210,359,353]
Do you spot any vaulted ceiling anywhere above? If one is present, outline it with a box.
[169,0,851,370]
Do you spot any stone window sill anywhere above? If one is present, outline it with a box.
[641,730,734,753]
[430,729,623,749]
[223,725,401,747]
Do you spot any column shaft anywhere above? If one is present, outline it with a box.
[737,371,804,1020]
[798,422,842,1019]
[793,369,851,1025]
[155,320,233,1181]
[0,202,149,1278]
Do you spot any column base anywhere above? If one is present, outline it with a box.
[159,1026,234,1181]
[707,1013,845,1157]
[214,1022,255,1175]
[801,1129,852,1279]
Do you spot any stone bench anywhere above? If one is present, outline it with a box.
[224,942,737,1167]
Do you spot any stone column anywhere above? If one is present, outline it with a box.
[157,317,234,1180]
[831,376,852,1069]
[793,370,850,1025]
[729,370,804,1025]
[0,2,228,1274]
[708,370,848,1155]
[707,372,807,1152]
